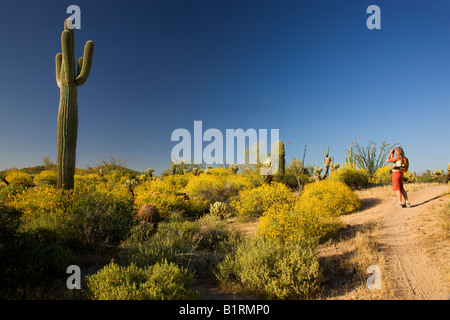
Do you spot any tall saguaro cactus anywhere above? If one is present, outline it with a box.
[55,18,94,190]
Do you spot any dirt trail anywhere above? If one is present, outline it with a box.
[376,184,449,299]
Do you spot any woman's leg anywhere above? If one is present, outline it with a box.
[396,190,403,202]
[401,188,411,207]
[401,188,408,201]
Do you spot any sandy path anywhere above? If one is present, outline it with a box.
[376,184,449,299]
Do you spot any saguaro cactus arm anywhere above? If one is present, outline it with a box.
[55,53,62,88]
[75,41,94,85]
[61,30,75,82]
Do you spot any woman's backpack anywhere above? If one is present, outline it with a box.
[401,156,409,172]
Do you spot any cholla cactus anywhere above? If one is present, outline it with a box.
[143,168,154,180]
[56,19,94,190]
[192,167,199,176]
[171,162,177,175]
[98,168,103,177]
[331,162,340,171]
[210,201,227,220]
[314,166,323,180]
[125,178,138,196]
[230,164,239,174]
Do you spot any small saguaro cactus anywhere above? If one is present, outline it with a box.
[55,18,94,190]
[344,146,356,169]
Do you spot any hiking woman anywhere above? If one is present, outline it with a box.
[387,147,411,208]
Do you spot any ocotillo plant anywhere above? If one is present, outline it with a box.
[278,140,286,178]
[55,18,94,190]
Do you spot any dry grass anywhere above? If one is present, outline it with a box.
[415,191,450,284]
[317,220,392,299]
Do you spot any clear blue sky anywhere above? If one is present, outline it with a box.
[0,0,449,174]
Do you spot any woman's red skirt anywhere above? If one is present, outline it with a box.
[392,171,403,191]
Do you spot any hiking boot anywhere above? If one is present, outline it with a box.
[405,201,411,208]
[397,202,405,208]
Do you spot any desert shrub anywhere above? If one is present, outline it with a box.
[80,260,198,300]
[371,165,393,184]
[6,182,136,250]
[329,166,370,189]
[258,203,343,245]
[298,179,361,216]
[258,180,358,244]
[74,173,104,185]
[120,218,199,267]
[4,185,73,222]
[67,191,135,249]
[134,180,207,218]
[194,214,231,250]
[121,214,232,267]
[215,237,321,299]
[5,170,34,187]
[34,170,57,186]
[183,174,251,208]
[0,205,74,298]
[230,182,296,218]
[163,173,193,189]
[0,184,25,198]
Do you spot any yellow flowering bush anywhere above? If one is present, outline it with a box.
[371,165,392,184]
[184,174,252,208]
[258,180,360,244]
[298,179,361,216]
[5,185,74,221]
[74,173,104,185]
[163,173,193,189]
[134,179,208,218]
[5,170,33,187]
[329,166,370,189]
[34,170,57,186]
[230,182,296,218]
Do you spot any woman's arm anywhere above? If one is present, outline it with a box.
[387,154,400,163]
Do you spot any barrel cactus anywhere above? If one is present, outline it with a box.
[137,204,161,224]
[55,18,94,189]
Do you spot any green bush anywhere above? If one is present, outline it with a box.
[215,237,321,299]
[5,170,34,187]
[80,260,199,300]
[329,166,370,189]
[67,192,136,250]
[34,170,57,186]
[0,205,74,298]
[121,218,198,267]
[121,214,231,268]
